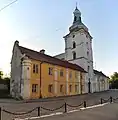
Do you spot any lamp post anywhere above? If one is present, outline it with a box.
[88,78,91,93]
[39,61,43,98]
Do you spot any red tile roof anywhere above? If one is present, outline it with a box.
[19,46,86,73]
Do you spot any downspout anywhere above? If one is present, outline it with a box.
[98,75,100,91]
[80,72,83,94]
[39,61,43,98]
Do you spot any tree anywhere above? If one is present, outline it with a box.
[4,77,10,91]
[110,72,118,89]
[0,71,3,80]
[111,72,118,80]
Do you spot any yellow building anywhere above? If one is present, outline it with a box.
[10,41,86,100]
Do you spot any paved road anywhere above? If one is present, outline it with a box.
[1,90,118,120]
[35,103,118,120]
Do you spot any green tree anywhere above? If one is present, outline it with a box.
[0,71,3,80]
[110,72,118,89]
[4,77,10,91]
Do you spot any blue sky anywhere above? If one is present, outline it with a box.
[0,0,117,76]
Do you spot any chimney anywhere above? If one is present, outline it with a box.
[40,49,45,54]
[15,40,19,46]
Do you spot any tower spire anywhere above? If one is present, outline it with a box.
[73,1,81,24]
[76,1,78,9]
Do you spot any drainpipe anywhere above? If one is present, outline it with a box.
[39,61,43,98]
[98,75,100,91]
[80,73,83,94]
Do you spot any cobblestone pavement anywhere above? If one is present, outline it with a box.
[34,103,118,120]
[1,90,118,120]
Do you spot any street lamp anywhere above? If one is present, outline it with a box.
[88,78,91,93]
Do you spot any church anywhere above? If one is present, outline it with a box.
[10,6,109,100]
[54,6,109,93]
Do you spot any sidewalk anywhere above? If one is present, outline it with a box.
[33,103,118,120]
[0,90,111,104]
[1,90,118,120]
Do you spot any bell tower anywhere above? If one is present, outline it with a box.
[64,5,94,93]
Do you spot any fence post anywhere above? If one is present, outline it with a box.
[37,107,41,116]
[0,107,1,120]
[100,98,103,104]
[110,96,113,103]
[64,103,67,113]
[84,101,86,108]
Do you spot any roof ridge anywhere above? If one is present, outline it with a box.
[19,46,68,62]
[19,45,86,72]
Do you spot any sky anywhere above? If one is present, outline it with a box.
[0,0,117,77]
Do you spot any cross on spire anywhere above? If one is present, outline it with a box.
[76,2,78,9]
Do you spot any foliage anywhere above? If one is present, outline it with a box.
[0,71,3,80]
[0,70,10,98]
[110,72,118,89]
[111,72,118,80]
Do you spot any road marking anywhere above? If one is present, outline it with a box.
[14,103,109,120]
[14,112,63,120]
[80,103,109,110]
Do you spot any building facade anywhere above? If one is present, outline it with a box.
[54,6,109,93]
[11,6,109,99]
[93,70,109,92]
[11,41,86,99]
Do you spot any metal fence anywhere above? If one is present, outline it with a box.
[0,96,118,120]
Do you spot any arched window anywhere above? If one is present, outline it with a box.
[73,52,76,59]
[88,66,90,73]
[73,41,76,48]
[87,51,89,57]
[79,17,81,22]
[74,16,77,22]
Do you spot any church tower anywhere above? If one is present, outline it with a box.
[63,6,94,93]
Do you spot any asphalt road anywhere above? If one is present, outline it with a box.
[36,103,118,120]
[1,90,118,120]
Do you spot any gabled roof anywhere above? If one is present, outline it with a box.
[19,45,86,73]
[54,53,65,57]
[94,69,109,79]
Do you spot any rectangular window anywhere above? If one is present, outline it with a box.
[69,71,72,79]
[60,70,63,77]
[32,84,38,93]
[69,85,72,92]
[33,64,38,73]
[33,64,35,73]
[36,64,38,73]
[48,84,53,93]
[75,72,78,79]
[60,85,63,93]
[49,67,53,75]
[80,73,83,79]
[75,85,78,92]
